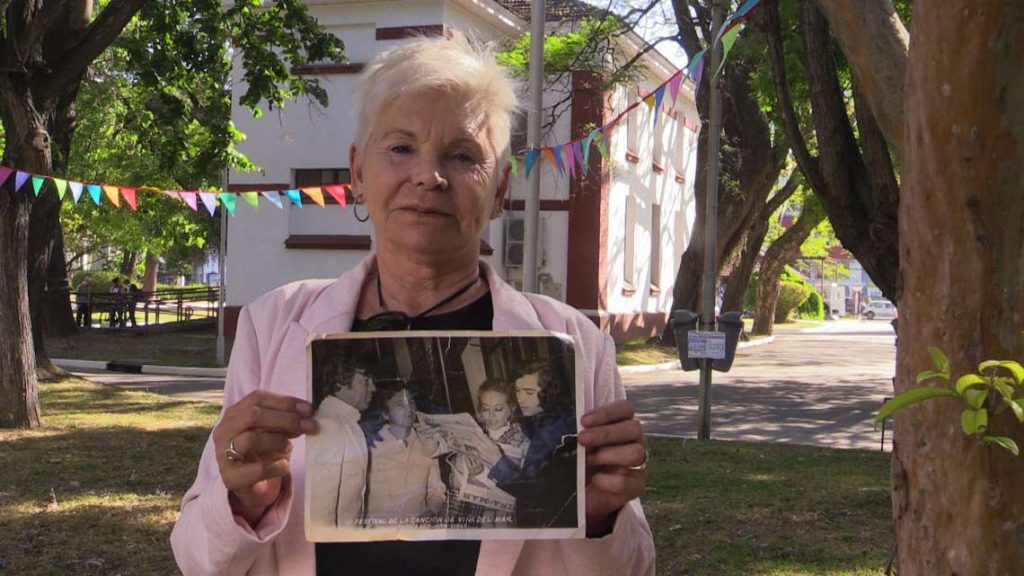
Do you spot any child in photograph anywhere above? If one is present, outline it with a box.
[446,379,529,528]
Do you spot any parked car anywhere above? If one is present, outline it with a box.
[864,299,898,320]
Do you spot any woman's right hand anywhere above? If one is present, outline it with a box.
[212,391,317,526]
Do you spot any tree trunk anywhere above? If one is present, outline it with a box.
[811,0,908,153]
[721,225,765,314]
[894,2,1024,573]
[142,251,159,292]
[752,199,826,335]
[119,249,137,277]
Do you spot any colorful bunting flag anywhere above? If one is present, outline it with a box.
[524,150,540,178]
[198,192,218,216]
[565,143,576,179]
[0,167,12,188]
[14,171,29,193]
[53,178,68,200]
[509,156,519,178]
[121,188,138,211]
[103,185,120,207]
[552,145,565,175]
[241,191,260,210]
[572,141,586,175]
[669,71,684,108]
[31,175,45,196]
[180,191,199,211]
[716,26,742,78]
[69,181,83,204]
[284,189,303,208]
[324,185,347,207]
[301,187,325,207]
[87,184,102,205]
[261,191,284,209]
[218,192,237,216]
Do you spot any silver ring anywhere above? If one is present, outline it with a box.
[225,439,244,463]
[628,449,649,472]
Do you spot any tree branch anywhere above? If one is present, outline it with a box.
[762,167,801,219]
[16,0,72,66]
[40,0,146,99]
[764,0,828,196]
[812,0,907,153]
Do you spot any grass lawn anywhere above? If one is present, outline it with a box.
[47,327,226,368]
[1,375,893,575]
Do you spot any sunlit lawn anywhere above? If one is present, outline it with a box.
[0,376,892,575]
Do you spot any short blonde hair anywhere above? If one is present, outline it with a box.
[352,32,520,167]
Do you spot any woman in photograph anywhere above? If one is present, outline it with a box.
[172,32,653,576]
[364,384,446,523]
[446,379,529,527]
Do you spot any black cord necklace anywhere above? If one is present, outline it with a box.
[364,272,480,331]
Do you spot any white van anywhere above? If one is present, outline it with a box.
[864,300,897,320]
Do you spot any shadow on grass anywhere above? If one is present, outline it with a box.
[0,425,212,575]
[645,438,892,576]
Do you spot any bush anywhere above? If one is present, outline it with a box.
[775,281,812,323]
[70,270,138,294]
[798,290,825,320]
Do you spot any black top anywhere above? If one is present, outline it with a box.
[315,292,493,576]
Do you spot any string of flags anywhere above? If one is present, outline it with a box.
[512,0,761,181]
[0,0,760,218]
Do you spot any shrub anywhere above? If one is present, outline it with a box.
[775,281,811,323]
[71,270,138,294]
[798,290,825,320]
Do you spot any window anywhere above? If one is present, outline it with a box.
[623,196,636,288]
[294,168,351,204]
[650,203,662,289]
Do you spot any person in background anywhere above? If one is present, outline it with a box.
[75,279,92,329]
[109,277,125,328]
[126,283,141,327]
[171,32,653,576]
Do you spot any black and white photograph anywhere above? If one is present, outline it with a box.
[304,330,585,542]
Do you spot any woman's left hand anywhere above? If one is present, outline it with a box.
[578,399,646,537]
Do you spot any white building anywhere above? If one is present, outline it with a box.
[224,0,700,342]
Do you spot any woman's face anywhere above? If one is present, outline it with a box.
[385,390,415,429]
[514,373,542,417]
[477,389,512,431]
[350,90,509,260]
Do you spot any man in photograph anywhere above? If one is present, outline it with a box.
[307,361,377,527]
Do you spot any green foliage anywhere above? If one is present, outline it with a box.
[496,17,642,85]
[60,0,346,266]
[70,271,132,294]
[775,280,811,323]
[799,290,825,320]
[876,348,1024,456]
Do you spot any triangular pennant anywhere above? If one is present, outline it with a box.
[218,192,237,216]
[14,171,29,193]
[53,178,68,200]
[300,187,325,207]
[596,133,609,159]
[198,192,218,216]
[669,71,684,107]
[284,189,303,208]
[572,141,586,175]
[31,175,46,196]
[731,0,761,22]
[582,131,596,168]
[542,148,558,172]
[241,192,260,210]
[261,191,284,209]
[565,143,576,179]
[693,58,706,95]
[121,187,138,211]
[686,48,707,79]
[552,146,565,175]
[524,150,540,178]
[716,25,742,78]
[509,156,519,178]
[643,92,656,110]
[0,167,13,188]
[87,184,102,205]
[180,191,199,211]
[103,185,120,207]
[69,181,84,204]
[324,185,347,207]
[161,190,181,201]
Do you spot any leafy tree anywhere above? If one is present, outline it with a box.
[0,0,345,429]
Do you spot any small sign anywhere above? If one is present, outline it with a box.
[687,330,727,360]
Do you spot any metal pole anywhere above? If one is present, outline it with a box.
[523,0,545,294]
[216,167,228,366]
[697,0,725,441]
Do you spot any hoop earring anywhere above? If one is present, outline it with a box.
[354,200,370,223]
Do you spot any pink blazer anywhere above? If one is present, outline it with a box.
[170,256,656,575]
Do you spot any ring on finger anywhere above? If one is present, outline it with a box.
[628,448,649,472]
[225,438,245,463]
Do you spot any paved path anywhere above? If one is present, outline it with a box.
[624,320,897,450]
[74,320,898,450]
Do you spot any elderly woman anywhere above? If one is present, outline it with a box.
[171,33,654,575]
